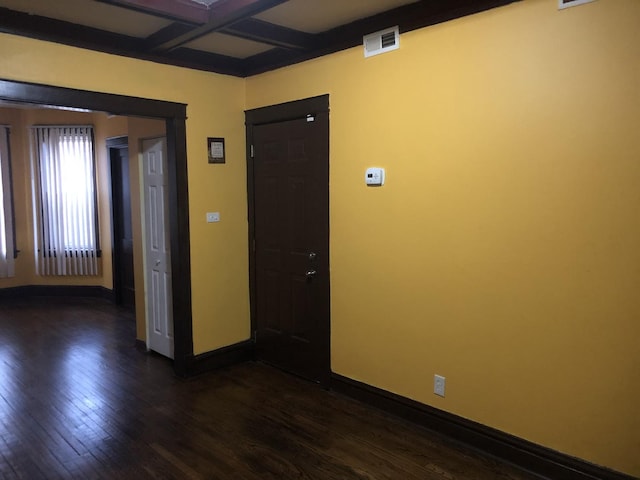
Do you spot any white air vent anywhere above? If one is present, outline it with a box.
[558,0,596,9]
[363,26,399,58]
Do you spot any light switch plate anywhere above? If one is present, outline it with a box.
[434,374,446,397]
[206,212,220,223]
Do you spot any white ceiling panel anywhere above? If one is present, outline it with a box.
[185,32,274,59]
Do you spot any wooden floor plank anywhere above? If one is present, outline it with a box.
[0,297,542,479]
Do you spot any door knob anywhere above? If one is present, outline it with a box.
[305,269,317,279]
[155,260,161,267]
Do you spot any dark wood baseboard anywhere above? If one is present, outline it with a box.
[331,374,635,480]
[185,340,255,377]
[0,285,115,301]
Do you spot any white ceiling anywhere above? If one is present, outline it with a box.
[184,32,274,58]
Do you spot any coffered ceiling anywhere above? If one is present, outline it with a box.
[0,0,518,77]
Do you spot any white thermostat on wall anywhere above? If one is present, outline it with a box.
[365,167,385,186]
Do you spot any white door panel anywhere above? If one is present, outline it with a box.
[142,137,173,359]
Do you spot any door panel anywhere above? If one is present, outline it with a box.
[252,111,329,384]
[142,137,174,359]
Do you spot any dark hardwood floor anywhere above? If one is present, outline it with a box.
[0,297,541,480]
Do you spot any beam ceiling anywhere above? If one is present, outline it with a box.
[0,0,521,77]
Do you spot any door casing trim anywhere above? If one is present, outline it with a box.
[107,136,130,308]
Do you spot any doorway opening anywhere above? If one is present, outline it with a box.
[0,78,193,375]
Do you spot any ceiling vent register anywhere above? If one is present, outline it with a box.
[363,26,400,58]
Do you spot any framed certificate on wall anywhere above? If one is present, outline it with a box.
[208,137,225,164]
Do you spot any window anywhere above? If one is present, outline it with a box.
[30,126,100,276]
[0,126,16,278]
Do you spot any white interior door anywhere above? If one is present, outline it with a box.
[142,137,174,359]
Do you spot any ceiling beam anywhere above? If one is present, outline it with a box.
[148,0,289,52]
[95,0,208,24]
[144,23,194,49]
[145,16,312,52]
[221,18,315,50]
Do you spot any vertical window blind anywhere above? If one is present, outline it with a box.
[30,126,100,276]
[0,126,16,278]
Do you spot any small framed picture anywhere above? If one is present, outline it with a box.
[208,137,225,164]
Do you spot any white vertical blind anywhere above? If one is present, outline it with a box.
[30,126,99,276]
[0,126,15,278]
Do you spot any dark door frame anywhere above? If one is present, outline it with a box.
[0,78,193,377]
[245,94,331,385]
[107,136,132,308]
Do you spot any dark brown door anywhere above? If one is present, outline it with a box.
[110,142,135,310]
[250,102,330,385]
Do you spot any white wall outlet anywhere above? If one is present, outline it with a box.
[434,374,446,397]
[206,212,220,223]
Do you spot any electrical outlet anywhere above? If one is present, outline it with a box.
[434,374,446,397]
[206,212,220,223]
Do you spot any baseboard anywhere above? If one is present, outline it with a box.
[185,340,255,376]
[0,285,114,301]
[330,374,635,480]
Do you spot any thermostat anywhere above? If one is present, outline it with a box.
[365,167,385,186]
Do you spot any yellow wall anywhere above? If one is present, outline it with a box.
[0,35,250,353]
[246,0,640,475]
[1,0,639,476]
